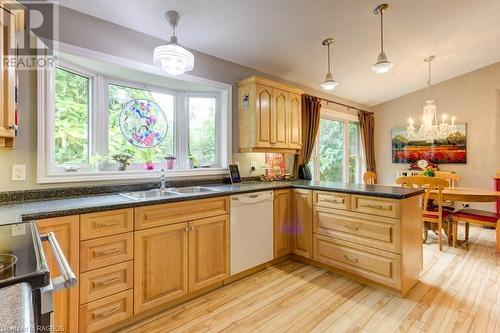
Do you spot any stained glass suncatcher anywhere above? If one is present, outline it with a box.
[119,99,168,148]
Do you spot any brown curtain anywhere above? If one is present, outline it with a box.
[358,110,376,173]
[293,94,321,178]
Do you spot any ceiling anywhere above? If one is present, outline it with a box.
[57,0,500,106]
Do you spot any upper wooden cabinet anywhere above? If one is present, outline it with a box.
[0,2,24,148]
[238,76,303,154]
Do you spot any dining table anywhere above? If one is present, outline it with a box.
[428,186,500,246]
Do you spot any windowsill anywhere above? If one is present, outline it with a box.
[38,168,229,184]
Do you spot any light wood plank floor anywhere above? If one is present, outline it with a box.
[120,226,500,333]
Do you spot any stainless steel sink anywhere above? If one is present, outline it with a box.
[120,189,180,201]
[168,186,219,194]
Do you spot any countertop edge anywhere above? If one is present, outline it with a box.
[13,183,424,222]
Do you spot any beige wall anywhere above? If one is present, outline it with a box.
[0,6,365,191]
[373,62,500,210]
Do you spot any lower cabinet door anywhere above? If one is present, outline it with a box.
[292,189,313,258]
[189,215,229,292]
[37,216,80,333]
[274,189,292,258]
[134,223,189,314]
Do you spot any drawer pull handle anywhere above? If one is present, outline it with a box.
[344,255,359,263]
[95,220,120,227]
[93,306,120,319]
[95,247,120,257]
[184,227,189,232]
[321,198,344,204]
[360,203,392,210]
[344,225,359,231]
[94,276,120,287]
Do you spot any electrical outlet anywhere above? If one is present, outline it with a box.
[250,161,257,172]
[11,223,26,236]
[12,164,26,181]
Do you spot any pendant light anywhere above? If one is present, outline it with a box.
[153,10,194,75]
[320,38,338,90]
[372,3,393,74]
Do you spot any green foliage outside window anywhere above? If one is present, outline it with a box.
[319,118,344,182]
[188,97,216,166]
[54,67,89,164]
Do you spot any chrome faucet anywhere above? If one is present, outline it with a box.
[159,169,166,192]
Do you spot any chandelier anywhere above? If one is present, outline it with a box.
[406,55,456,143]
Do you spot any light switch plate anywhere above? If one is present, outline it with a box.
[12,164,26,181]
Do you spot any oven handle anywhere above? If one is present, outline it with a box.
[40,232,77,291]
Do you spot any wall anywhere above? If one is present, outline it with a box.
[373,62,500,210]
[0,6,366,191]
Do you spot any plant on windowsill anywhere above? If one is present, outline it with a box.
[422,167,436,177]
[112,154,132,171]
[140,149,155,171]
[188,155,199,169]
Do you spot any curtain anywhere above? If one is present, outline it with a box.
[294,94,321,179]
[358,110,376,173]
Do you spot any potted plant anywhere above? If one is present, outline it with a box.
[423,167,436,177]
[188,155,198,169]
[112,154,132,171]
[164,156,176,170]
[140,149,155,170]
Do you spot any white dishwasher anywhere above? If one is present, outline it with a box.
[230,190,274,275]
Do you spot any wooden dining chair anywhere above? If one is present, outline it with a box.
[451,209,500,250]
[363,171,377,185]
[396,176,451,251]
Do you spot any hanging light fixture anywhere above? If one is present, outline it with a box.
[320,38,338,90]
[153,10,194,75]
[372,3,393,74]
[406,55,457,143]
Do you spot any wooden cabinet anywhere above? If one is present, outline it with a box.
[238,76,303,154]
[291,189,313,258]
[0,3,23,148]
[134,223,189,314]
[37,215,80,333]
[274,189,292,258]
[80,208,133,240]
[188,215,229,292]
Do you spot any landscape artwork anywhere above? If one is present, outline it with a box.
[391,124,467,164]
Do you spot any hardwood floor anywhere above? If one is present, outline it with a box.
[119,225,500,333]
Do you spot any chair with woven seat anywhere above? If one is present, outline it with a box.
[363,171,377,185]
[451,208,500,250]
[396,176,451,251]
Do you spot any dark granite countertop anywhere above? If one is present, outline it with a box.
[0,181,423,225]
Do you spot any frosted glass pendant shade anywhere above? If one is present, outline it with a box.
[153,42,194,76]
[372,51,393,74]
[320,72,338,90]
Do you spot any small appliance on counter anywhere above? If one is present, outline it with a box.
[0,222,77,332]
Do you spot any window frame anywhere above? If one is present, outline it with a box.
[37,42,232,184]
[310,108,364,183]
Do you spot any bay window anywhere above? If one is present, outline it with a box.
[38,49,230,183]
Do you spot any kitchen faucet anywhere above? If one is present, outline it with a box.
[159,169,166,192]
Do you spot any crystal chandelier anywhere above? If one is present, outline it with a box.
[406,55,456,143]
[153,11,194,76]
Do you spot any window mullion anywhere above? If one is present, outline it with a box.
[176,92,188,169]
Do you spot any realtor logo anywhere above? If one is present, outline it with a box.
[2,0,58,70]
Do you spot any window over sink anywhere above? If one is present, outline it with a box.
[38,46,231,183]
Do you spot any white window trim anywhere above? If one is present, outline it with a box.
[37,41,232,184]
[311,109,363,183]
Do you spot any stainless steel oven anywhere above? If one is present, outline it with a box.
[0,222,77,332]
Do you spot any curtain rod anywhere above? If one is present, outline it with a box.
[318,97,373,114]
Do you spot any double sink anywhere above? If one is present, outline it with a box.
[120,186,220,201]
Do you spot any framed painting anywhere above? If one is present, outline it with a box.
[391,124,467,164]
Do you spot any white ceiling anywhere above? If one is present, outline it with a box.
[58,0,500,106]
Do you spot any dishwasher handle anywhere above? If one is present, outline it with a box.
[231,192,273,204]
[40,232,77,291]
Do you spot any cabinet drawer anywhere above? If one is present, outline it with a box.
[313,234,401,289]
[351,195,400,218]
[79,289,133,333]
[313,207,401,253]
[135,196,229,230]
[80,233,133,272]
[313,191,350,210]
[79,261,133,304]
[80,209,133,240]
